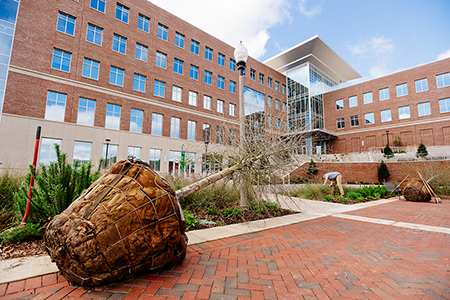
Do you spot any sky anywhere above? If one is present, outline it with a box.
[150,0,450,85]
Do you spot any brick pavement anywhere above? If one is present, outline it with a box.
[1,200,449,300]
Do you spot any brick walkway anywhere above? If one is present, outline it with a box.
[1,200,449,300]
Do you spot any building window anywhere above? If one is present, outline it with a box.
[133,73,146,92]
[157,23,168,41]
[217,99,224,113]
[217,53,225,66]
[39,138,62,166]
[283,120,286,130]
[153,79,165,97]
[137,14,149,32]
[170,117,181,138]
[336,117,344,129]
[51,49,71,72]
[175,32,184,48]
[229,81,236,93]
[268,115,272,126]
[82,58,99,80]
[398,105,410,119]
[250,69,256,80]
[73,141,92,165]
[190,65,198,80]
[191,40,199,55]
[275,81,280,91]
[282,102,286,112]
[363,92,372,104]
[268,77,273,88]
[276,118,280,128]
[396,83,408,97]
[440,98,450,113]
[57,12,75,36]
[149,149,161,171]
[90,0,105,13]
[350,115,359,127]
[436,72,450,88]
[189,91,197,106]
[335,99,343,110]
[230,129,236,146]
[173,58,183,74]
[229,58,235,71]
[187,120,196,141]
[268,96,272,107]
[109,66,124,86]
[418,102,431,116]
[86,24,102,45]
[45,91,66,122]
[203,95,211,110]
[381,109,391,122]
[275,99,280,110]
[379,87,389,100]
[259,73,264,84]
[102,143,118,167]
[365,112,374,125]
[128,146,141,159]
[415,78,428,93]
[130,108,143,133]
[155,51,166,68]
[135,43,148,62]
[172,86,182,102]
[348,96,358,108]
[217,76,224,89]
[229,103,236,116]
[205,46,212,61]
[203,124,211,143]
[77,97,95,126]
[217,126,223,144]
[151,113,163,135]
[282,84,286,94]
[105,103,121,129]
[115,3,129,23]
[204,70,212,85]
[112,34,127,54]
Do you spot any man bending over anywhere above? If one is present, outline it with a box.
[323,172,344,197]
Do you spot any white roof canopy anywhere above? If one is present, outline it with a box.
[264,35,361,84]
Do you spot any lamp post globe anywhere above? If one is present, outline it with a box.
[234,41,248,76]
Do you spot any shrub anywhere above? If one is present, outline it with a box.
[0,222,43,244]
[0,170,24,232]
[307,159,318,178]
[416,142,428,158]
[183,210,200,229]
[378,161,390,182]
[393,136,403,147]
[14,144,101,224]
[383,144,394,158]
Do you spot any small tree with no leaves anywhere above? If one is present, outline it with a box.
[416,142,428,158]
[378,161,390,182]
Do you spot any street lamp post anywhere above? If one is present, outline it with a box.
[105,138,111,170]
[234,41,249,209]
[386,130,390,146]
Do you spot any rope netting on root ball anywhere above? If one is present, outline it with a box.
[400,179,436,202]
[44,159,187,286]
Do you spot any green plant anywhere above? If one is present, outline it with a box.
[208,206,220,215]
[183,210,200,228]
[0,222,43,244]
[416,142,428,158]
[393,136,403,147]
[14,144,101,224]
[0,170,24,232]
[222,207,243,218]
[291,184,329,200]
[324,195,333,202]
[378,161,390,182]
[307,159,318,178]
[383,144,394,158]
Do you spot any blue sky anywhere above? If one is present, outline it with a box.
[151,0,450,85]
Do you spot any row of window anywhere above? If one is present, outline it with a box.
[336,98,450,129]
[335,73,450,110]
[64,2,285,93]
[40,137,186,172]
[45,91,238,136]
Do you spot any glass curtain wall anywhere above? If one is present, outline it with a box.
[286,62,337,154]
[243,87,265,149]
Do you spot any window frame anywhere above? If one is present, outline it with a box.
[115,3,129,23]
[112,33,127,54]
[153,79,165,97]
[436,72,450,88]
[109,66,124,86]
[45,91,66,122]
[350,115,359,127]
[203,95,211,110]
[173,58,183,74]
[349,96,357,108]
[51,48,71,72]
[363,92,372,104]
[77,97,95,126]
[175,32,185,48]
[380,109,392,122]
[155,51,166,69]
[137,14,150,33]
[151,113,163,136]
[130,108,143,133]
[217,76,224,89]
[205,46,213,61]
[172,85,182,102]
[217,99,224,113]
[189,91,197,106]
[133,73,146,92]
[204,70,212,85]
[90,0,105,13]
[105,103,121,130]
[191,40,199,55]
[379,87,390,101]
[170,117,181,138]
[82,57,99,80]
[229,103,236,116]
[229,81,236,93]
[396,83,408,97]
[439,98,450,113]
[86,23,103,45]
[157,23,168,41]
[218,53,225,66]
[135,43,148,62]
[337,117,345,129]
[57,11,76,36]
[365,112,375,125]
[418,102,431,116]
[187,120,196,141]
[415,78,428,93]
[398,105,410,119]
[190,65,198,80]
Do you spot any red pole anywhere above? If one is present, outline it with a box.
[21,126,41,225]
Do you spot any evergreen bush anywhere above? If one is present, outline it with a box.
[383,144,394,158]
[378,161,390,182]
[416,142,428,158]
[307,159,318,178]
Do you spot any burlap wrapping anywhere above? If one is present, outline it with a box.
[400,179,435,202]
[44,159,187,286]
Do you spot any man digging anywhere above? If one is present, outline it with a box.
[323,172,345,197]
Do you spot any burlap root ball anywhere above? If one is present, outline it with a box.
[45,159,187,286]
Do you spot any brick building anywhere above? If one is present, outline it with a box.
[0,0,449,175]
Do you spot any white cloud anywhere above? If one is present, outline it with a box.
[148,0,291,59]
[297,0,322,18]
[437,49,450,61]
[347,36,394,79]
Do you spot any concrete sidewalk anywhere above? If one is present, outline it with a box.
[1,197,449,299]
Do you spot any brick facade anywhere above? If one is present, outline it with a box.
[323,58,450,153]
